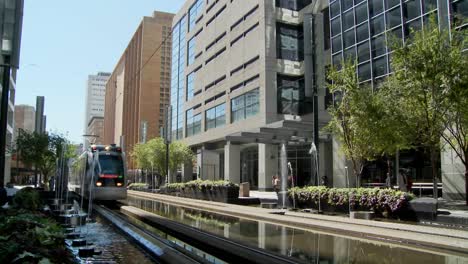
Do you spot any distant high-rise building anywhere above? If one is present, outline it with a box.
[87,117,104,145]
[34,96,45,133]
[104,11,174,169]
[13,104,35,136]
[84,72,110,148]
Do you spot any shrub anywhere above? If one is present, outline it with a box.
[12,187,42,211]
[127,183,149,190]
[288,186,414,217]
[166,180,238,191]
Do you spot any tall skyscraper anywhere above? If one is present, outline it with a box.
[34,96,45,133]
[104,11,174,169]
[84,72,110,148]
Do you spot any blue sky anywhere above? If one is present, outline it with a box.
[15,0,185,143]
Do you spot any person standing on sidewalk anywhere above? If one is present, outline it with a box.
[272,175,280,194]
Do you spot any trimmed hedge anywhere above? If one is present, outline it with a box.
[127,183,149,190]
[163,180,239,203]
[288,186,415,218]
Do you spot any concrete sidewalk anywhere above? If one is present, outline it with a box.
[128,190,468,254]
[250,191,468,227]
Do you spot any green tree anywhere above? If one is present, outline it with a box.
[131,138,193,185]
[326,61,379,185]
[387,19,468,199]
[326,61,411,186]
[15,131,72,190]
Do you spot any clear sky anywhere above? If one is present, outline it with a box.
[15,0,185,143]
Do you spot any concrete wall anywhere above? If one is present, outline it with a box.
[441,147,466,200]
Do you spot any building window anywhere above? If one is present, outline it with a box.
[276,23,304,61]
[188,37,196,65]
[277,74,312,115]
[189,0,204,32]
[275,0,312,11]
[231,89,260,123]
[186,109,201,137]
[186,71,195,101]
[206,103,226,130]
[403,0,421,21]
[171,16,187,140]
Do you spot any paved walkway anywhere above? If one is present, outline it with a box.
[128,190,468,254]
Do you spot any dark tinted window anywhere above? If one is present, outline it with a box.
[355,3,368,24]
[369,0,384,17]
[404,0,421,21]
[275,0,312,11]
[277,23,304,61]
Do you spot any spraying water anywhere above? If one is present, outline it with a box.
[280,142,288,209]
[288,162,296,209]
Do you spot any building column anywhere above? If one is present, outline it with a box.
[332,136,355,188]
[258,143,278,191]
[181,162,193,182]
[224,142,240,184]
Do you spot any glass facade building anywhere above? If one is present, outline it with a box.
[171,16,187,140]
[329,0,443,86]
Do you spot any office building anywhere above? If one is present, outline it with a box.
[170,0,330,188]
[0,0,24,184]
[13,104,35,135]
[34,96,45,133]
[328,0,467,199]
[171,0,467,199]
[104,11,174,169]
[87,116,104,145]
[84,72,110,148]
[11,104,34,181]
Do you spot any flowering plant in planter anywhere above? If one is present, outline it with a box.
[288,186,414,217]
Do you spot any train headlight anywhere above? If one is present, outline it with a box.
[116,182,123,187]
[96,181,103,187]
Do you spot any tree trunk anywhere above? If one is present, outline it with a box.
[465,163,468,205]
[430,149,439,199]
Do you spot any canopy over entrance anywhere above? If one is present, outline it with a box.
[225,120,315,144]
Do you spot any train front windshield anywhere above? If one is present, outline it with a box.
[99,155,124,175]
[97,154,125,187]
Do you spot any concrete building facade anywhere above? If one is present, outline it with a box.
[34,96,45,133]
[0,0,24,184]
[171,0,331,189]
[13,104,35,135]
[87,116,104,145]
[104,11,174,169]
[171,0,467,199]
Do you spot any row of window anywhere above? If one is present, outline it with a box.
[186,89,260,137]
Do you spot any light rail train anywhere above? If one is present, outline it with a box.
[69,144,127,200]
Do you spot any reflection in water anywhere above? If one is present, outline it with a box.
[125,197,468,264]
[76,214,154,263]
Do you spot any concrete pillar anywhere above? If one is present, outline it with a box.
[441,147,466,200]
[258,144,278,191]
[332,136,355,188]
[181,162,193,182]
[225,142,240,184]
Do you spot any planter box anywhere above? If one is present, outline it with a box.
[162,186,239,204]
